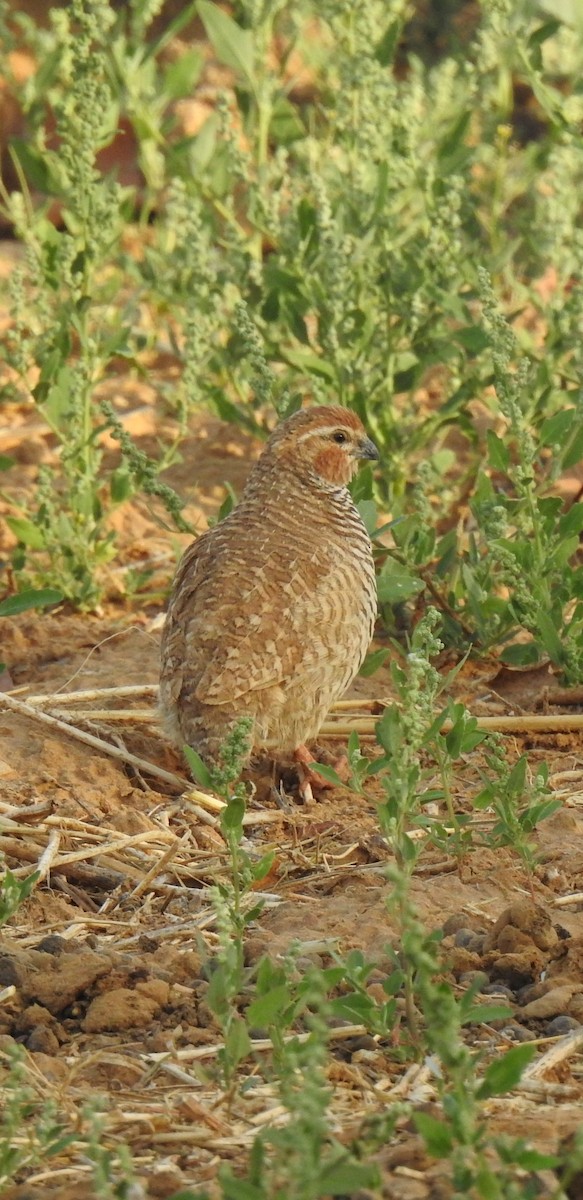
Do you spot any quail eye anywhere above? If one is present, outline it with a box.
[332,430,347,444]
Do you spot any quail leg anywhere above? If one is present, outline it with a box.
[293,744,350,801]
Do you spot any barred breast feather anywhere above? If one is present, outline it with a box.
[159,405,379,770]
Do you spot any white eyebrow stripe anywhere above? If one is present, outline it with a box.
[296,424,358,443]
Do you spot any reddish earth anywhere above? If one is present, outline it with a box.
[1,2,582,1191]
[1,383,583,1198]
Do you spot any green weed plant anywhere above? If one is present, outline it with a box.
[1,0,583,663]
[1,1,582,1194]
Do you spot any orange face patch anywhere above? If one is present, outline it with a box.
[312,445,355,486]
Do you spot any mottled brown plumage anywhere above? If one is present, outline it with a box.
[159,405,379,772]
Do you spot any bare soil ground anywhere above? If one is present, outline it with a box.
[2,362,583,1199]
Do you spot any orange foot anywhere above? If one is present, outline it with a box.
[293,745,350,802]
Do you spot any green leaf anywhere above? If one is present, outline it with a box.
[486,429,510,472]
[359,647,389,677]
[9,140,56,193]
[413,1112,454,1157]
[0,454,15,471]
[329,992,374,1023]
[522,798,561,827]
[438,108,471,160]
[45,1132,78,1158]
[110,468,133,504]
[393,351,419,374]
[401,831,418,863]
[529,19,561,49]
[476,1043,536,1099]
[507,754,527,793]
[224,1015,251,1068]
[540,407,576,446]
[499,642,541,667]
[247,984,290,1026]
[196,2,255,87]
[351,464,374,503]
[522,67,566,126]
[454,325,490,354]
[256,955,286,992]
[347,729,360,758]
[163,48,203,99]
[310,762,345,787]
[279,349,335,380]
[269,96,305,144]
[187,111,220,172]
[39,365,73,425]
[6,517,46,549]
[562,421,583,469]
[183,744,213,788]
[320,1158,380,1193]
[222,796,246,832]
[251,851,275,883]
[536,612,565,663]
[375,705,402,756]
[377,559,424,605]
[219,1176,263,1200]
[549,533,580,568]
[375,19,402,66]
[558,502,583,538]
[384,968,406,996]
[356,499,377,535]
[0,588,63,616]
[504,1146,558,1170]
[461,1003,512,1025]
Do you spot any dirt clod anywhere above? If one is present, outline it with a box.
[25,1024,60,1054]
[482,900,559,954]
[520,984,576,1020]
[83,979,170,1032]
[0,939,113,1014]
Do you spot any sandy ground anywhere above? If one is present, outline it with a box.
[1,378,583,1198]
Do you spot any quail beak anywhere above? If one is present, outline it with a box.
[357,436,380,462]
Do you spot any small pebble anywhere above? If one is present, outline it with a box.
[458,971,488,988]
[546,1015,581,1036]
[459,933,485,954]
[196,1001,219,1030]
[367,968,389,985]
[0,958,20,986]
[443,914,473,937]
[146,1165,186,1199]
[454,928,477,949]
[295,954,324,972]
[36,935,67,956]
[148,1166,187,1195]
[138,935,158,953]
[499,1023,536,1043]
[516,982,542,1005]
[26,1026,60,1055]
[347,1035,377,1052]
[352,1048,380,1064]
[481,982,516,1002]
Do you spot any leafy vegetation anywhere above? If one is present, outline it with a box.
[0,864,39,929]
[1,0,582,1194]
[0,0,582,655]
